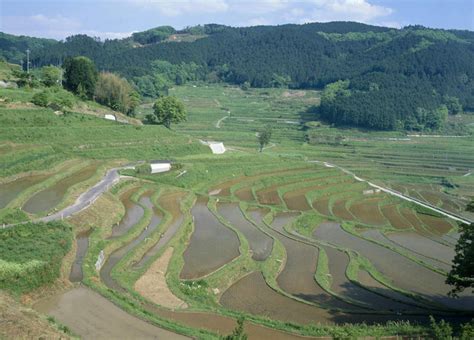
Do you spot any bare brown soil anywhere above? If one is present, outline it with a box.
[135,247,188,309]
[234,186,255,201]
[380,204,411,229]
[313,197,331,216]
[332,199,356,221]
[416,213,453,235]
[349,196,388,226]
[256,183,282,205]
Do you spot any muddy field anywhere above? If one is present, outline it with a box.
[34,287,187,340]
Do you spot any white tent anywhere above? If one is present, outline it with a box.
[104,114,116,121]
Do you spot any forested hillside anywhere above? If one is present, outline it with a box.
[2,22,474,130]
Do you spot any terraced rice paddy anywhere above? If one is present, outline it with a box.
[217,202,273,261]
[133,190,186,268]
[22,164,99,214]
[314,223,473,311]
[69,229,92,282]
[101,192,162,291]
[180,197,240,279]
[109,188,145,238]
[269,213,352,309]
[0,173,50,209]
[5,83,473,338]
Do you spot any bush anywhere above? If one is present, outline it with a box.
[430,316,453,340]
[0,221,73,294]
[31,91,49,107]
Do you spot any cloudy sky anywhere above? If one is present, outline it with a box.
[1,0,473,40]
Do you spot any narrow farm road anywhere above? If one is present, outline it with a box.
[40,168,121,223]
[309,160,472,225]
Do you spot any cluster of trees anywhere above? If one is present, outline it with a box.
[3,22,474,130]
[133,60,206,97]
[95,72,140,115]
[318,75,457,130]
[62,56,139,115]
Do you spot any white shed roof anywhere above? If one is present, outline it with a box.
[150,163,171,174]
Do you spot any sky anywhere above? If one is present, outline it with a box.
[1,0,473,40]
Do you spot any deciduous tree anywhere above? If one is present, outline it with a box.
[257,125,272,152]
[146,96,186,128]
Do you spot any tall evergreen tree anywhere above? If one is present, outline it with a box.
[62,56,98,99]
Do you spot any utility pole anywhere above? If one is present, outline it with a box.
[26,49,30,74]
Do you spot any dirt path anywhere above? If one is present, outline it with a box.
[135,247,188,309]
[215,115,228,128]
[33,287,188,340]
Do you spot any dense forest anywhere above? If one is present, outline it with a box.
[1,22,473,130]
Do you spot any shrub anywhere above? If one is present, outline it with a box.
[31,90,49,107]
[0,221,73,294]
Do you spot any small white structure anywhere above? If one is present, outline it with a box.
[150,161,171,174]
[104,114,116,121]
[199,140,226,154]
[209,142,226,154]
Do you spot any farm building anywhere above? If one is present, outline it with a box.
[150,160,171,174]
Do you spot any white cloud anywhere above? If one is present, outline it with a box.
[128,0,229,16]
[239,17,273,27]
[230,0,289,15]
[286,0,393,24]
[1,14,132,40]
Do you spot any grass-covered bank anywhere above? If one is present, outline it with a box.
[0,221,73,295]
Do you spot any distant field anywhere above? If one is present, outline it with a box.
[143,83,474,219]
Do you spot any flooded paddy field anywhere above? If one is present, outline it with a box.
[155,305,311,339]
[217,202,273,261]
[22,164,98,214]
[322,246,419,311]
[180,197,240,279]
[270,213,354,310]
[101,192,162,291]
[386,231,455,266]
[69,229,92,282]
[314,223,474,311]
[109,188,145,238]
[361,229,451,272]
[0,173,50,209]
[134,190,186,268]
